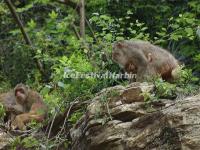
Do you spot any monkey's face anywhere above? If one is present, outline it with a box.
[14,84,29,101]
[112,51,126,67]
[112,41,127,67]
[15,88,28,105]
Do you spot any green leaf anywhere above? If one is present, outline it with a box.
[141,27,148,31]
[185,28,193,35]
[127,10,133,15]
[104,33,113,41]
[49,11,58,20]
[170,34,182,41]
[27,19,36,29]
[131,30,136,34]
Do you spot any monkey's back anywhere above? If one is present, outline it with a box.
[0,91,16,106]
[125,40,179,72]
[26,90,47,111]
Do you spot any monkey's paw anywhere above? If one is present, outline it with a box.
[11,118,27,131]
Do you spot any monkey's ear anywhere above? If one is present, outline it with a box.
[147,53,153,62]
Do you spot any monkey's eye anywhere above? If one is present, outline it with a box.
[17,89,25,94]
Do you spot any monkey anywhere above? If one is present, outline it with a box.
[112,40,179,82]
[10,83,48,130]
[0,91,24,123]
[0,91,16,110]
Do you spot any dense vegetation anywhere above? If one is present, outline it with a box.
[0,0,200,149]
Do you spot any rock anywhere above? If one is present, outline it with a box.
[0,132,12,149]
[120,82,154,103]
[70,83,200,150]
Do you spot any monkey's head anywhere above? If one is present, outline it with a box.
[14,83,29,105]
[112,40,128,68]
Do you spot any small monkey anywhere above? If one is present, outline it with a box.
[10,83,48,130]
[0,91,24,122]
[112,40,179,82]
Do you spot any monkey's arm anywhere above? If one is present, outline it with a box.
[12,102,47,130]
[12,111,45,130]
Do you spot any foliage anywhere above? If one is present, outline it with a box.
[1,0,200,85]
[11,136,40,150]
[0,103,6,121]
[90,12,150,42]
[143,68,199,106]
[154,79,177,99]
[51,53,98,101]
[68,110,83,124]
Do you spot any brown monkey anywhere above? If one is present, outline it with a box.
[10,83,48,130]
[112,40,179,82]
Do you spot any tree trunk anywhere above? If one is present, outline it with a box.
[79,0,85,39]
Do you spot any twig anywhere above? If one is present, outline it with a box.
[59,100,78,134]
[47,109,58,139]
[45,108,58,148]
[57,0,78,9]
[43,99,90,136]
[85,17,97,41]
[71,23,81,40]
[55,100,79,150]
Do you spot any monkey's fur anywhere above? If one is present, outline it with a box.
[0,84,48,130]
[11,83,48,130]
[0,90,24,122]
[112,40,179,82]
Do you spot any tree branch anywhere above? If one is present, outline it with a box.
[57,0,96,41]
[71,23,81,40]
[79,0,85,39]
[57,0,79,9]
[4,0,45,77]
[85,17,97,41]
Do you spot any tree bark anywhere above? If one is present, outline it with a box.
[79,0,85,39]
[57,1,96,41]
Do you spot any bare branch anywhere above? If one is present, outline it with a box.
[57,0,96,41]
[4,0,45,77]
[5,0,32,45]
[85,18,97,41]
[71,23,81,40]
[79,0,85,39]
[57,0,78,9]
